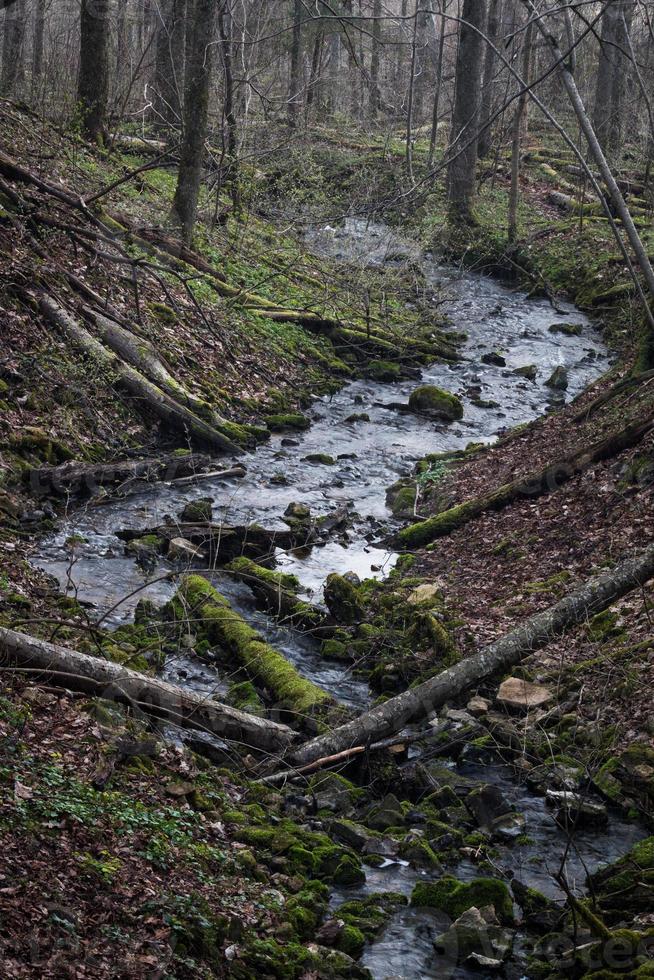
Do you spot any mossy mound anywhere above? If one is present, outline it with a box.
[408,385,463,421]
[590,837,654,921]
[324,574,364,625]
[267,413,311,432]
[411,875,514,925]
[180,497,213,523]
[365,359,403,382]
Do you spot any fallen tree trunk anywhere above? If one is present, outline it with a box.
[289,542,654,766]
[573,369,654,422]
[397,415,654,548]
[27,452,211,496]
[0,627,296,753]
[172,576,335,721]
[225,556,330,635]
[38,294,243,456]
[117,521,300,563]
[85,308,250,446]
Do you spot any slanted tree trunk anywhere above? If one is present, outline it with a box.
[477,0,502,158]
[446,0,488,224]
[288,0,303,126]
[0,627,295,753]
[289,542,654,766]
[152,0,186,128]
[39,294,243,455]
[1,0,25,96]
[170,0,218,243]
[527,0,654,367]
[77,0,111,142]
[508,19,533,243]
[593,0,635,155]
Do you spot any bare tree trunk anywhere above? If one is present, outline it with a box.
[77,0,111,142]
[288,0,303,126]
[508,20,533,243]
[405,0,420,182]
[428,0,447,168]
[305,29,324,122]
[152,0,186,128]
[369,0,382,120]
[218,0,239,211]
[31,0,46,86]
[1,0,25,96]
[0,627,295,753]
[289,542,654,766]
[477,0,502,158]
[170,0,218,243]
[593,0,635,155]
[446,0,488,224]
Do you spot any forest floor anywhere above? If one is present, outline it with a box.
[0,105,653,978]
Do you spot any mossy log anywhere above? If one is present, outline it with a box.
[397,416,654,549]
[0,626,295,753]
[173,576,334,720]
[39,294,243,455]
[225,557,329,635]
[573,368,654,421]
[289,541,654,766]
[27,451,211,496]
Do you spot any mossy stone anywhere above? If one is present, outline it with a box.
[411,875,514,925]
[408,385,463,421]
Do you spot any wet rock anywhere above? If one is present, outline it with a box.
[497,677,552,712]
[408,385,463,421]
[467,695,491,717]
[344,412,370,423]
[513,364,538,381]
[466,784,513,833]
[284,501,311,522]
[315,918,345,947]
[366,793,405,831]
[126,535,163,563]
[281,437,299,447]
[363,835,399,859]
[433,905,514,963]
[546,790,608,828]
[324,573,364,624]
[545,365,569,390]
[481,351,507,367]
[168,537,204,562]
[180,497,213,523]
[304,453,336,465]
[511,879,565,933]
[266,412,311,432]
[471,397,500,409]
[549,321,583,336]
[491,812,526,840]
[398,829,440,867]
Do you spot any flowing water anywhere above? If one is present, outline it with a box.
[30,220,644,978]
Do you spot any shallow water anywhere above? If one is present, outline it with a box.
[28,220,637,979]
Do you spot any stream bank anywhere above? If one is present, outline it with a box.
[20,222,654,978]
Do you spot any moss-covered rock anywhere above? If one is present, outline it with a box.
[324,573,364,625]
[180,497,213,523]
[411,875,514,925]
[408,385,463,421]
[267,413,311,432]
[365,360,403,382]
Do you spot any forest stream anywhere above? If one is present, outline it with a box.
[29,220,645,979]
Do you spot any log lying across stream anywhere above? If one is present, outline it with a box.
[287,542,654,767]
[27,452,211,496]
[0,627,296,753]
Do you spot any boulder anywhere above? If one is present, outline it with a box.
[549,322,583,336]
[434,906,514,964]
[465,784,513,833]
[481,352,507,367]
[180,497,213,523]
[407,583,442,607]
[497,677,552,712]
[545,365,569,390]
[546,790,608,828]
[284,501,311,523]
[324,573,364,625]
[513,364,538,381]
[407,385,463,421]
[366,793,405,831]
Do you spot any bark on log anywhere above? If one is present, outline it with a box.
[0,627,296,753]
[39,294,243,455]
[397,416,654,548]
[117,521,300,564]
[27,452,211,496]
[289,542,654,766]
[225,556,330,635]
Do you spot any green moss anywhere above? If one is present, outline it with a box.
[366,359,403,381]
[227,556,300,594]
[411,876,514,925]
[336,923,366,957]
[390,485,417,517]
[304,453,336,465]
[408,385,463,421]
[266,413,310,432]
[323,573,364,624]
[172,576,332,717]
